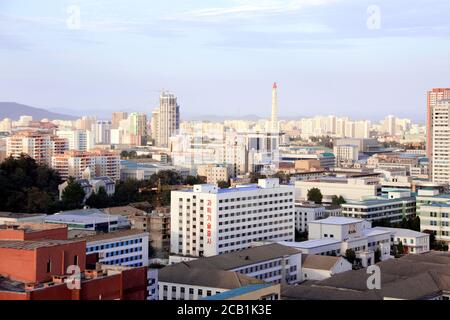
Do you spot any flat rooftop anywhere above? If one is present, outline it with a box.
[0,212,46,219]
[76,229,149,243]
[184,243,301,271]
[0,239,82,251]
[278,239,341,250]
[0,223,66,233]
[45,209,118,224]
[308,217,364,225]
[373,227,429,238]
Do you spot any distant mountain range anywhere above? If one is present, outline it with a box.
[0,102,77,121]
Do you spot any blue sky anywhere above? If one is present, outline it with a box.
[0,0,449,122]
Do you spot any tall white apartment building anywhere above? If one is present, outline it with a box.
[431,100,450,184]
[152,91,180,148]
[94,120,112,145]
[56,129,94,151]
[170,178,295,258]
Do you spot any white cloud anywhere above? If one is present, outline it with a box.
[164,0,342,21]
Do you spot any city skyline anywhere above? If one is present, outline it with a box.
[1,0,450,122]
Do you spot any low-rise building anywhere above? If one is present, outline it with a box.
[103,206,171,257]
[295,177,381,203]
[340,191,416,224]
[295,202,326,233]
[0,213,46,225]
[76,230,149,268]
[282,252,450,300]
[45,208,131,233]
[0,223,147,300]
[279,216,393,268]
[301,255,352,281]
[158,263,264,300]
[373,227,430,254]
[416,190,450,245]
[171,243,302,285]
[147,269,159,300]
[203,283,281,300]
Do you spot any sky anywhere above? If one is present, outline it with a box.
[0,0,449,123]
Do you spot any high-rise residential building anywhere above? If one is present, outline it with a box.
[94,120,112,145]
[170,179,295,260]
[75,116,96,131]
[427,88,450,162]
[112,112,128,130]
[128,112,148,146]
[224,131,248,177]
[150,110,159,144]
[152,91,180,148]
[51,150,120,181]
[430,100,450,184]
[56,129,94,151]
[6,131,68,165]
[385,115,396,136]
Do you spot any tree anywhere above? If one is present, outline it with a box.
[331,195,346,206]
[184,175,207,186]
[422,230,435,249]
[86,187,111,209]
[374,248,381,263]
[26,187,53,213]
[217,180,231,189]
[0,155,62,213]
[61,178,86,210]
[307,188,323,204]
[295,230,308,242]
[249,172,266,184]
[345,249,356,264]
[271,172,288,183]
[396,242,404,255]
[113,179,142,206]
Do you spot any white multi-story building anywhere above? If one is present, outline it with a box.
[147,269,159,300]
[431,100,450,184]
[417,189,450,245]
[197,164,231,185]
[372,227,430,254]
[82,230,149,268]
[56,129,94,151]
[170,178,295,259]
[6,131,68,165]
[51,150,121,181]
[295,202,326,233]
[94,120,112,145]
[295,177,381,203]
[279,216,393,267]
[340,191,416,224]
[152,91,180,148]
[158,264,264,300]
[45,208,131,232]
[334,145,359,166]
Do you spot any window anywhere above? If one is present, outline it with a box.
[74,255,79,266]
[46,260,52,273]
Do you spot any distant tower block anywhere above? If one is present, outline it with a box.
[271,82,278,132]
